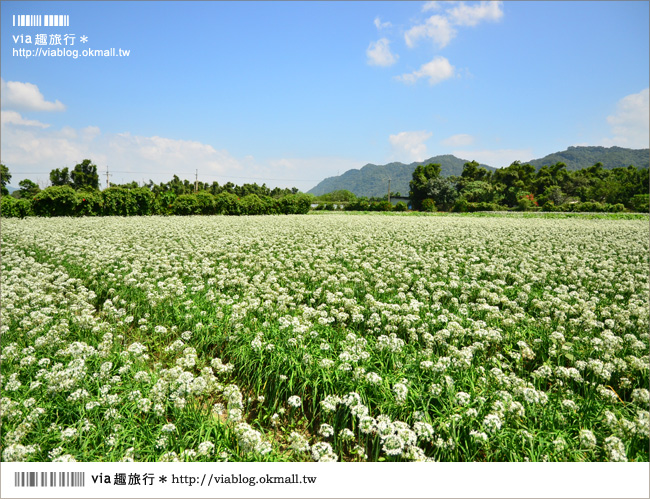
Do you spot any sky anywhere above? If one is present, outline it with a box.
[2,1,649,191]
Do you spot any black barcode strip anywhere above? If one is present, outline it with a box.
[14,472,85,487]
[13,14,69,26]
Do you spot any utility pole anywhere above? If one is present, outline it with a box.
[105,166,110,189]
[195,169,198,193]
[388,178,391,204]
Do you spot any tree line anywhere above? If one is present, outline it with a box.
[409,160,649,213]
[0,160,311,218]
[309,160,648,214]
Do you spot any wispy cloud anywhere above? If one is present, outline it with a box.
[1,110,50,128]
[441,133,474,147]
[389,131,433,161]
[405,15,456,49]
[601,88,649,149]
[447,1,504,27]
[405,1,503,49]
[1,78,65,112]
[367,38,398,67]
[374,16,392,30]
[452,148,534,168]
[396,56,455,85]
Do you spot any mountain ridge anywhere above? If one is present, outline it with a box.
[308,146,649,198]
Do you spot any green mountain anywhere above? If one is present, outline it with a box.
[526,146,649,171]
[308,155,494,198]
[308,146,649,198]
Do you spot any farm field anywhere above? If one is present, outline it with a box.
[1,214,648,462]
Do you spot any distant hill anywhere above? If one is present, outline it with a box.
[526,146,649,171]
[308,155,494,198]
[308,146,649,198]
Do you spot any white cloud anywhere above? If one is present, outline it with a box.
[0,118,242,186]
[447,1,504,27]
[0,116,362,190]
[262,156,363,188]
[441,134,474,147]
[374,17,392,30]
[601,88,649,149]
[367,38,398,67]
[1,110,50,128]
[422,1,444,12]
[0,78,65,112]
[396,56,455,85]
[405,2,503,49]
[389,131,433,161]
[452,148,534,168]
[405,15,456,49]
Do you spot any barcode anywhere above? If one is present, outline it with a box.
[12,15,70,27]
[14,472,85,487]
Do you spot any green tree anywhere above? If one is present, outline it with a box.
[425,176,458,211]
[17,179,41,199]
[70,159,100,190]
[409,163,442,211]
[50,167,71,187]
[1,164,12,196]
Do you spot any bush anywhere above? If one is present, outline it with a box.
[195,191,216,215]
[172,194,201,215]
[279,194,311,214]
[103,187,138,216]
[346,198,370,211]
[32,185,77,217]
[606,203,625,213]
[421,198,437,212]
[394,201,408,212]
[452,197,469,213]
[467,202,505,212]
[631,194,649,213]
[75,189,103,216]
[131,187,156,216]
[367,200,392,212]
[1,195,32,218]
[239,194,265,215]
[215,192,241,215]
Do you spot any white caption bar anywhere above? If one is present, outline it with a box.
[1,462,649,499]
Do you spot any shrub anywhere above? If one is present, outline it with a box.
[279,194,311,215]
[1,196,32,218]
[172,194,201,215]
[215,192,241,215]
[346,198,370,211]
[75,189,103,216]
[631,194,649,213]
[421,198,437,212]
[131,187,156,216]
[394,201,408,212]
[103,187,138,216]
[238,194,265,215]
[32,185,77,217]
[195,191,216,215]
[452,197,469,213]
[606,203,625,213]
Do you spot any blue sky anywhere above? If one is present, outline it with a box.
[2,1,648,190]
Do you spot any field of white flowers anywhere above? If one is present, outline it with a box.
[1,214,648,462]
